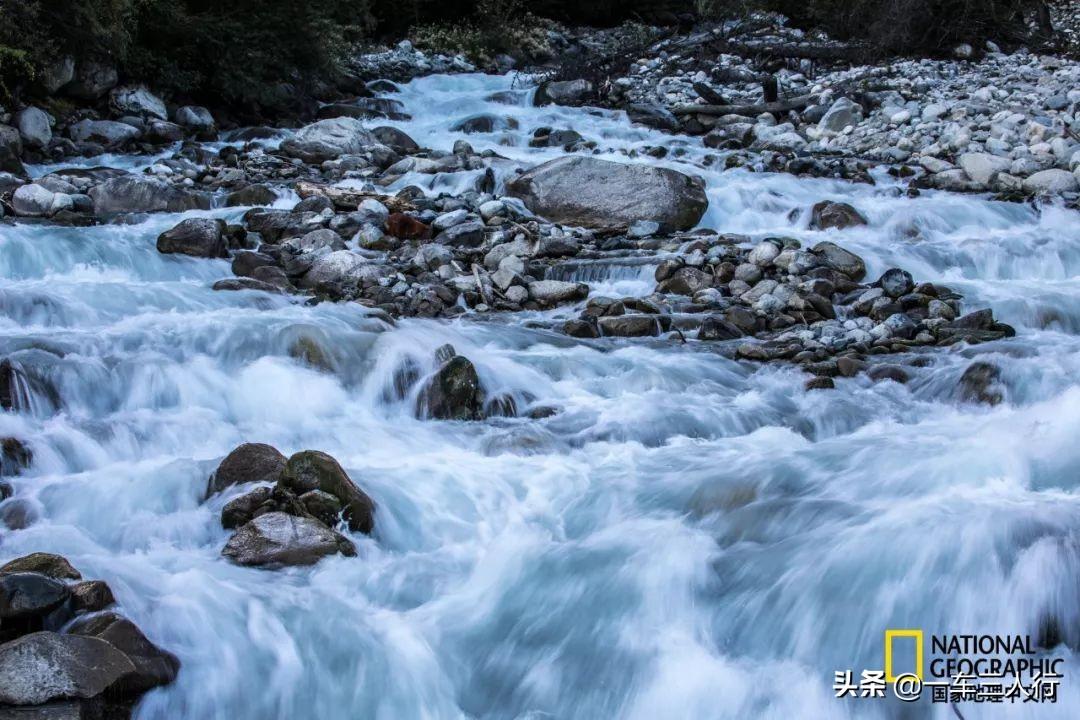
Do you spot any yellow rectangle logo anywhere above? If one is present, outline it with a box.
[884,629,924,682]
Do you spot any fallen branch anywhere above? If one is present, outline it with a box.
[672,93,819,117]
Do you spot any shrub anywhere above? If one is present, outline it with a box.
[409,0,552,65]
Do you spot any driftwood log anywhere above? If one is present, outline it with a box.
[672,93,819,117]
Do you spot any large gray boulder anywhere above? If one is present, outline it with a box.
[156,218,228,258]
[68,120,140,148]
[1022,169,1078,195]
[174,106,216,135]
[0,632,135,705]
[88,176,211,214]
[300,250,389,289]
[0,573,70,618]
[63,59,119,101]
[280,117,381,163]
[109,85,167,120]
[818,97,862,133]
[11,184,71,217]
[39,56,75,94]
[222,512,356,567]
[958,152,1010,186]
[67,612,180,693]
[506,156,707,231]
[15,107,52,149]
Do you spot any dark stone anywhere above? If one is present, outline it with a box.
[698,316,743,341]
[809,201,867,230]
[222,512,356,567]
[221,486,273,530]
[0,632,135,705]
[0,573,70,619]
[231,250,276,278]
[371,126,419,153]
[416,356,485,421]
[280,451,375,534]
[300,490,343,527]
[867,364,910,384]
[958,361,1003,405]
[225,184,277,207]
[205,443,287,498]
[67,612,180,693]
[0,554,80,580]
[598,314,663,337]
[68,581,115,615]
[878,268,915,298]
[156,218,228,258]
[1,438,32,476]
[805,377,835,390]
[386,213,431,240]
[661,266,712,296]
[564,319,600,338]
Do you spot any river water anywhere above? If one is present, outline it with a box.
[3,73,1080,719]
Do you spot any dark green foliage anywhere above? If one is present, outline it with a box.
[0,0,372,109]
[707,0,1044,56]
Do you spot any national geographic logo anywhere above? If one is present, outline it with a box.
[834,629,1064,705]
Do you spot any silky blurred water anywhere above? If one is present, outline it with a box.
[2,73,1079,719]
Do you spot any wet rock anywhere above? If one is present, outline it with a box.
[0,359,33,412]
[867,364,910,384]
[280,451,375,534]
[564,319,600,338]
[507,156,707,231]
[88,176,210,215]
[958,361,1003,405]
[416,355,485,421]
[206,443,287,498]
[534,79,593,106]
[67,613,180,693]
[809,201,867,230]
[811,241,866,281]
[157,218,228,258]
[300,251,388,290]
[625,103,679,132]
[222,512,356,567]
[226,184,277,207]
[599,315,663,337]
[221,486,273,530]
[212,278,283,293]
[231,250,276,278]
[68,581,115,615]
[661,266,712,295]
[0,632,135,705]
[12,184,69,218]
[451,114,515,133]
[299,490,343,527]
[878,268,915,298]
[433,219,485,248]
[371,126,419,153]
[0,573,70,619]
[280,117,382,163]
[1022,169,1078,195]
[0,554,80,580]
[698,316,743,340]
[526,280,588,307]
[145,120,185,144]
[805,377,835,390]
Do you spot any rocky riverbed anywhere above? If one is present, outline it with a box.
[1,24,1080,720]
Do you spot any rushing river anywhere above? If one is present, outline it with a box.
[3,73,1080,719]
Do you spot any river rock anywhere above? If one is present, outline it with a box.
[109,86,167,120]
[878,268,915,298]
[11,184,66,217]
[698,316,744,340]
[174,106,216,135]
[69,581,115,614]
[526,280,588,307]
[68,120,140,148]
[15,107,51,149]
[280,117,381,163]
[0,632,135,705]
[67,613,180,693]
[64,59,118,101]
[958,361,1003,405]
[958,152,1010,185]
[534,79,593,106]
[507,156,707,231]
[226,184,278,207]
[416,355,485,421]
[1022,169,1078,195]
[222,512,356,567]
[599,314,664,337]
[280,451,375,534]
[156,218,228,258]
[809,201,867,230]
[0,553,80,580]
[0,573,70,619]
[206,442,287,497]
[811,241,866,280]
[88,176,210,214]
[818,97,862,133]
